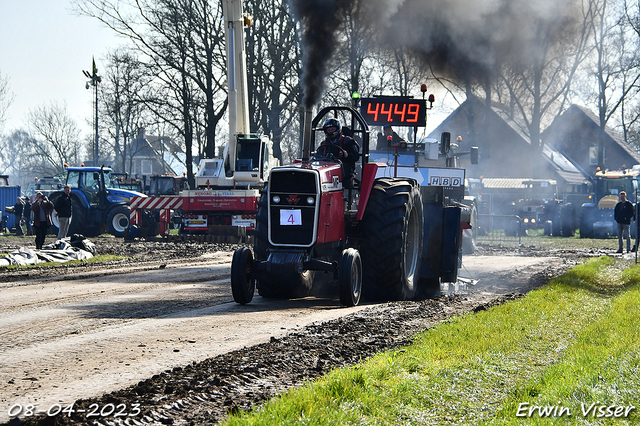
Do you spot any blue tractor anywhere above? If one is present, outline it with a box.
[48,166,146,238]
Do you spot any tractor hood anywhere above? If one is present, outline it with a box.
[598,194,618,209]
[106,187,147,203]
[275,161,343,192]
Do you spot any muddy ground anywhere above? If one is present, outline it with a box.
[0,236,606,426]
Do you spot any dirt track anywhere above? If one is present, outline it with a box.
[0,237,596,425]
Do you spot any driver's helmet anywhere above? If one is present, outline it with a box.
[322,118,342,140]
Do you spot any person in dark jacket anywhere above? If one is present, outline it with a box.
[315,118,360,188]
[54,185,72,240]
[614,191,635,253]
[23,196,32,235]
[31,192,54,249]
[13,197,24,236]
[376,125,405,150]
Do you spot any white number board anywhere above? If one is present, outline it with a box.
[280,209,302,226]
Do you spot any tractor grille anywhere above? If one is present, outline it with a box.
[269,169,319,246]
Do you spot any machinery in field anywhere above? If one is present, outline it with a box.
[230,95,477,307]
[111,173,144,193]
[507,179,576,237]
[24,176,64,202]
[126,0,278,241]
[580,166,639,238]
[48,166,146,238]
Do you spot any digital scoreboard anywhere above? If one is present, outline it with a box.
[359,97,427,127]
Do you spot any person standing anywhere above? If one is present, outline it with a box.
[54,185,72,240]
[13,197,24,236]
[614,191,635,253]
[23,196,32,235]
[31,192,54,250]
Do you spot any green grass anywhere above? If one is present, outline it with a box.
[224,256,640,425]
[480,228,625,251]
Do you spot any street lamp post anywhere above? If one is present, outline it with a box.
[83,57,102,166]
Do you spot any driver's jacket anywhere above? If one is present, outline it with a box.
[316,135,360,182]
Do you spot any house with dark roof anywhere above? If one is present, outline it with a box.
[541,104,640,175]
[427,96,590,200]
[123,128,188,180]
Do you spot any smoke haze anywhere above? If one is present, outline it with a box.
[291,0,580,106]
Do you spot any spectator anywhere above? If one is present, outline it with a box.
[54,185,72,240]
[614,191,634,253]
[23,196,32,235]
[13,197,24,236]
[31,192,54,250]
[376,125,405,150]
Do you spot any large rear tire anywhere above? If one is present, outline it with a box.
[560,203,575,237]
[360,178,423,301]
[254,185,313,299]
[231,248,255,305]
[67,198,90,237]
[338,248,362,307]
[580,206,594,238]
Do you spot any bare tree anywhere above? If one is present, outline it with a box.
[245,0,302,161]
[495,2,593,165]
[26,102,84,176]
[100,49,148,173]
[577,0,640,166]
[74,0,228,187]
[0,71,13,133]
[0,129,39,187]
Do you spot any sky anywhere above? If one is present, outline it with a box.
[0,0,121,137]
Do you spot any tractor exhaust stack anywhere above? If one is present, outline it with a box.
[302,109,314,162]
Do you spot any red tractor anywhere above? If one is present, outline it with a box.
[231,106,462,306]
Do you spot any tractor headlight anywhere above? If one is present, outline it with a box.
[306,196,314,205]
[523,218,529,223]
[272,195,280,204]
[531,218,536,224]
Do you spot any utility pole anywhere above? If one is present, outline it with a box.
[83,57,102,166]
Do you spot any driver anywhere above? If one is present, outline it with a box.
[316,118,360,187]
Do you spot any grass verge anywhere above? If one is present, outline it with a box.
[224,256,640,425]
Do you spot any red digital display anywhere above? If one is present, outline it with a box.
[360,97,427,127]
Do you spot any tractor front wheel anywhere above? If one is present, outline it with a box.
[338,248,362,307]
[231,247,255,305]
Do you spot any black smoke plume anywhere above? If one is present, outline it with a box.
[291,0,346,109]
[291,0,580,107]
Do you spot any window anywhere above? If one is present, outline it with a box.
[142,160,153,175]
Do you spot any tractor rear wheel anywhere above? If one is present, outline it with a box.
[107,205,131,238]
[254,185,313,299]
[231,247,255,305]
[338,248,362,307]
[360,178,423,301]
[560,203,575,237]
[67,199,90,236]
[579,206,594,238]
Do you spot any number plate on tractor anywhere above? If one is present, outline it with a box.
[280,209,302,226]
